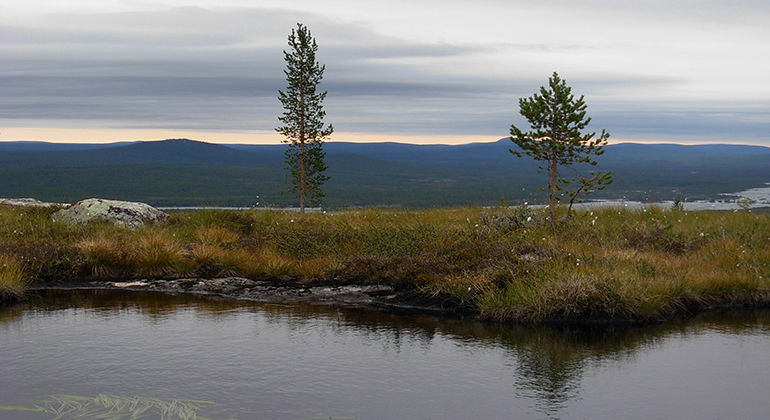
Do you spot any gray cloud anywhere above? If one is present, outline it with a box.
[515,0,770,27]
[593,106,770,141]
[1,6,768,143]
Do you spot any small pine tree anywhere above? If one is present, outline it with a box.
[510,72,611,226]
[276,23,333,213]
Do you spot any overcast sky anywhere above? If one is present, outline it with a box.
[1,0,769,145]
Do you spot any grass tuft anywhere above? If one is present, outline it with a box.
[193,226,240,248]
[132,230,187,277]
[78,234,131,278]
[0,254,27,300]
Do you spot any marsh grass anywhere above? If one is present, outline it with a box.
[0,204,768,322]
[0,254,27,300]
[193,226,240,248]
[132,230,188,277]
[78,234,132,278]
[0,394,215,420]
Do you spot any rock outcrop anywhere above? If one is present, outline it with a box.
[52,198,169,229]
[75,277,461,313]
[78,277,463,311]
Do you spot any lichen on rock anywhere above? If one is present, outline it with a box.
[52,198,169,229]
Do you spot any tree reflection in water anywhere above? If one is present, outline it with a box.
[3,289,768,419]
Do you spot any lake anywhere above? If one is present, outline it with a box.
[1,290,768,419]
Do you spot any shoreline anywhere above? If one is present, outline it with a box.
[28,277,469,315]
[23,278,770,325]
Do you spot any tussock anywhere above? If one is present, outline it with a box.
[0,254,26,300]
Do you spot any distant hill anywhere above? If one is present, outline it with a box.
[0,139,273,167]
[0,141,134,152]
[0,138,768,207]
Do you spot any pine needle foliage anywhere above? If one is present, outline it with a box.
[510,72,611,225]
[276,23,333,213]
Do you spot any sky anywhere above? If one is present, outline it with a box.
[1,0,769,145]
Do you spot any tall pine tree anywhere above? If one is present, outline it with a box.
[276,23,333,213]
[510,72,611,226]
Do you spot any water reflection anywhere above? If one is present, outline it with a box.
[445,314,769,417]
[1,290,768,420]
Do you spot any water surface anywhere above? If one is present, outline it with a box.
[1,290,768,419]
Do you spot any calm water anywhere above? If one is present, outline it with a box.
[1,290,768,420]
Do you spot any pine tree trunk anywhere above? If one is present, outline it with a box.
[299,141,306,214]
[299,92,306,214]
[548,158,557,228]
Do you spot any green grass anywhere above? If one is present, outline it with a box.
[0,204,768,322]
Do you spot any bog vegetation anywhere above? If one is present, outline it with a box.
[0,204,767,322]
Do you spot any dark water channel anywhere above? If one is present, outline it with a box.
[1,290,768,420]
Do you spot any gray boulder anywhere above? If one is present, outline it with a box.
[52,198,169,229]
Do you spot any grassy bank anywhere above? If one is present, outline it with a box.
[0,204,768,322]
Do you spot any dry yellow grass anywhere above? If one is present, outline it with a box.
[191,245,264,278]
[255,247,293,277]
[131,230,187,277]
[77,235,130,278]
[294,255,341,279]
[194,226,240,248]
[0,254,27,299]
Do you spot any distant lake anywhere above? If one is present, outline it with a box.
[538,183,770,211]
[158,183,770,212]
[159,206,323,212]
[2,290,768,420]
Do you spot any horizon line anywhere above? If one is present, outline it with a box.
[1,127,768,148]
